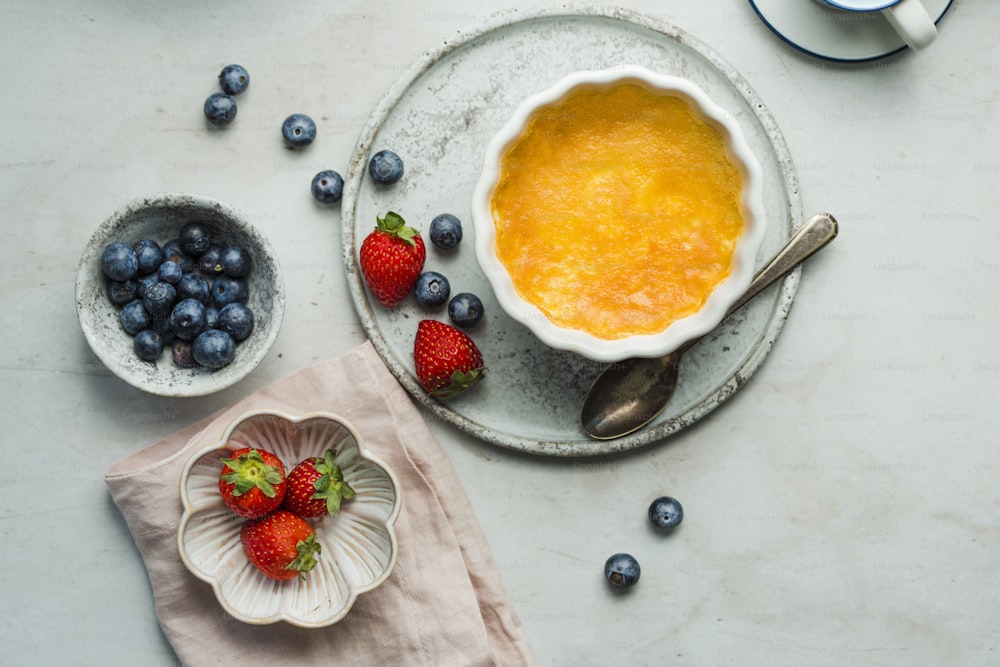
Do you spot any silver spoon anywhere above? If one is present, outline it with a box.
[581,212,839,440]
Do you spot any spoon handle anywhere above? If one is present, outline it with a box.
[726,213,839,315]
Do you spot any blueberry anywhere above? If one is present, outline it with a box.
[142,281,177,316]
[205,306,220,329]
[648,496,684,530]
[217,302,254,341]
[604,553,640,589]
[177,272,210,304]
[413,271,450,307]
[149,311,176,344]
[133,329,165,362]
[106,279,138,307]
[161,240,195,273]
[169,298,208,341]
[368,149,404,184]
[192,329,236,369]
[211,275,248,307]
[218,64,250,95]
[429,213,463,250]
[132,239,163,274]
[204,92,237,126]
[220,246,251,278]
[172,340,198,368]
[310,170,344,204]
[136,272,159,296]
[198,244,225,275]
[281,113,316,148]
[157,260,183,285]
[448,292,484,328]
[179,222,212,257]
[120,299,151,335]
[100,242,138,281]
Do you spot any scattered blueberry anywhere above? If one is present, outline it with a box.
[172,340,198,368]
[310,170,344,204]
[107,280,138,307]
[161,240,195,273]
[169,298,208,341]
[179,222,212,257]
[142,281,177,316]
[132,239,163,274]
[429,213,463,250]
[157,259,183,285]
[648,496,684,530]
[448,292,484,328]
[413,271,450,307]
[133,329,165,362]
[281,113,316,148]
[177,272,210,304]
[100,242,138,282]
[368,149,404,184]
[211,275,248,307]
[198,244,225,275]
[193,329,236,369]
[604,553,640,589]
[120,300,151,336]
[220,246,250,278]
[217,302,254,341]
[218,64,250,96]
[204,92,237,127]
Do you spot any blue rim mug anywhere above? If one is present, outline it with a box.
[815,0,938,50]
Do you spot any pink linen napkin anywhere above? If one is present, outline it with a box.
[105,341,535,667]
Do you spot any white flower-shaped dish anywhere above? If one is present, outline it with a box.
[471,65,766,362]
[177,410,401,628]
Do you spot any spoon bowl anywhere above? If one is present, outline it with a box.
[581,213,839,440]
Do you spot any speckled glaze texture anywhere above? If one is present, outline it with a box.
[75,193,284,397]
[341,7,803,457]
[177,410,401,628]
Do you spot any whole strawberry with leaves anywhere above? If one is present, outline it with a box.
[283,449,357,518]
[218,447,287,519]
[240,509,321,581]
[414,319,486,398]
[359,211,426,307]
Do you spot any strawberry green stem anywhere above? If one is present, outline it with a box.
[376,211,419,247]
[221,449,283,498]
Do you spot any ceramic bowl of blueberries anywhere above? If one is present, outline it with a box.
[471,66,766,363]
[75,193,284,397]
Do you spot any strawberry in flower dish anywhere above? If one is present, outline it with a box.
[240,510,321,581]
[283,449,357,518]
[218,447,287,519]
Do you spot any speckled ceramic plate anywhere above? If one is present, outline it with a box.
[342,7,803,457]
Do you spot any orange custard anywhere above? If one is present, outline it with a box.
[490,83,745,340]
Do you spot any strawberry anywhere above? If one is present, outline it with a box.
[414,319,486,398]
[359,211,426,307]
[283,449,357,518]
[218,447,287,519]
[240,509,321,581]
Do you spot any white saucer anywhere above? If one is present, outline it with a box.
[749,0,953,62]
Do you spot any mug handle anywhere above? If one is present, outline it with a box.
[882,0,938,50]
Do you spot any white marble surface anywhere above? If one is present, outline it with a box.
[2,1,998,665]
